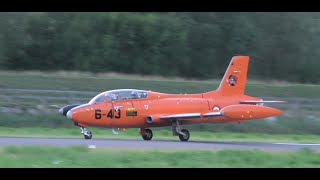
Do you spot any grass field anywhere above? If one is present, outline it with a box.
[1,146,319,167]
[1,127,320,144]
[0,70,320,97]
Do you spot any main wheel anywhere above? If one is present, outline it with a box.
[84,131,92,139]
[179,129,190,141]
[142,129,153,141]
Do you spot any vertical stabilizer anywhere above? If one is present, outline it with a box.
[217,56,249,96]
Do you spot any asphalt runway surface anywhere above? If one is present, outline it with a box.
[0,137,320,151]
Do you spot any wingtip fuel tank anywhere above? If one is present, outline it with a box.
[221,104,283,120]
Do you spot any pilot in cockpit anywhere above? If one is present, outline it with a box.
[109,93,119,101]
[141,92,147,98]
[131,91,140,99]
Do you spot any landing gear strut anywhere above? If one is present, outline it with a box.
[80,127,92,139]
[172,120,190,141]
[140,128,153,141]
[139,121,190,142]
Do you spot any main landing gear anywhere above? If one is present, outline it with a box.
[80,127,92,139]
[140,128,153,141]
[140,120,190,142]
[172,120,190,141]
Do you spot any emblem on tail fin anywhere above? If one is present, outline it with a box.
[228,74,238,86]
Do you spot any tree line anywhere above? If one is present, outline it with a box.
[0,12,319,83]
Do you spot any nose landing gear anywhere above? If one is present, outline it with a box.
[80,127,92,139]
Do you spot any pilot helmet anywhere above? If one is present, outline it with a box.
[131,91,139,98]
[109,93,119,100]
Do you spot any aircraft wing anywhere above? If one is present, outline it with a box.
[158,102,284,121]
[159,112,223,120]
[202,112,223,117]
[160,113,201,120]
[240,100,285,104]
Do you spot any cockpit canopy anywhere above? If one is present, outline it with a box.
[88,89,148,104]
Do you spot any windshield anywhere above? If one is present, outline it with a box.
[88,89,148,104]
[106,89,148,100]
[88,92,107,104]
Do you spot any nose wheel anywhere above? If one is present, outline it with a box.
[80,127,92,139]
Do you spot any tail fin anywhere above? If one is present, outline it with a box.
[217,56,249,96]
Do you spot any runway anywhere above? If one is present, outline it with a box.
[0,137,320,151]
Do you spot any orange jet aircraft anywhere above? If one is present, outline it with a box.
[59,56,284,141]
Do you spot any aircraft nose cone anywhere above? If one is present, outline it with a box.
[67,111,72,120]
[59,108,63,115]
